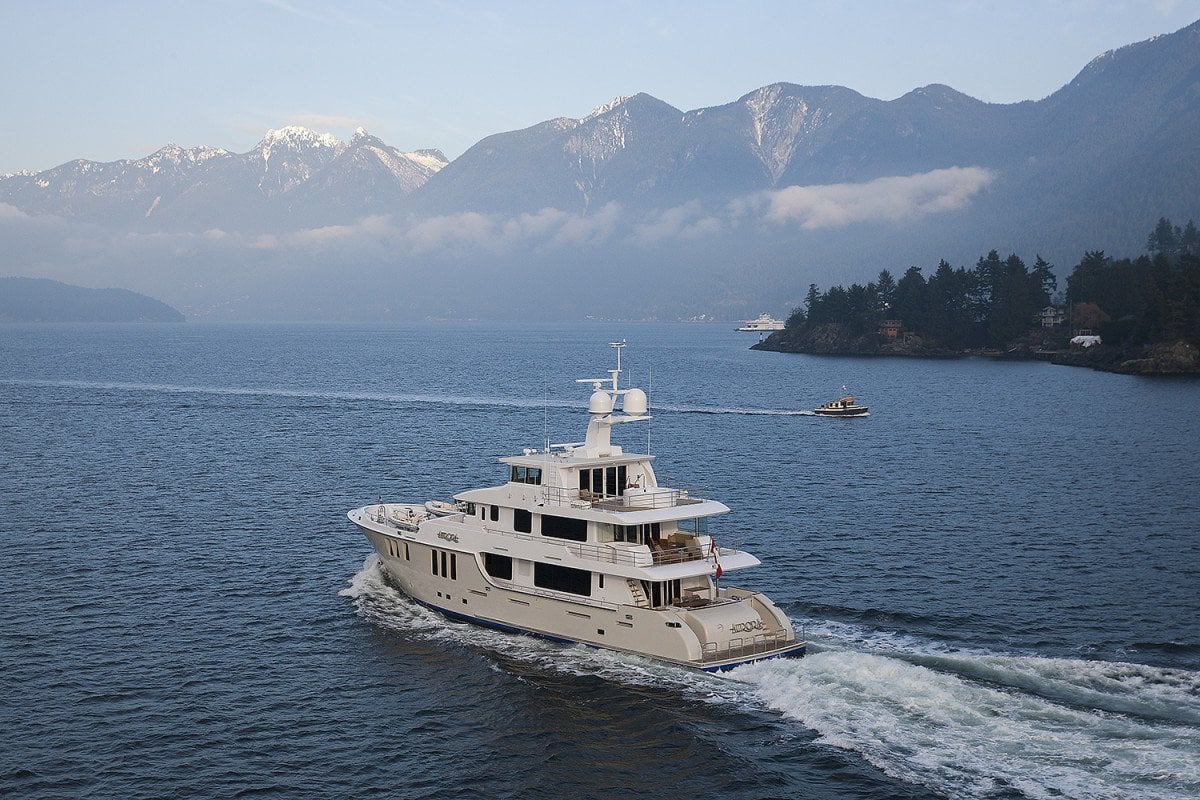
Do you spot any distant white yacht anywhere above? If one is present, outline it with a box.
[737,313,786,332]
[347,342,805,671]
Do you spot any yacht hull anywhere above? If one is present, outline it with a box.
[351,509,806,672]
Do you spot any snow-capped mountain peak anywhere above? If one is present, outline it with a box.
[584,96,631,121]
[257,126,342,151]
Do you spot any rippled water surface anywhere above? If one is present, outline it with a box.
[2,322,1198,799]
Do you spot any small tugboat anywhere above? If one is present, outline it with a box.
[813,393,869,417]
[348,342,805,671]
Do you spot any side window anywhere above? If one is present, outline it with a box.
[541,514,587,542]
[484,553,513,580]
[490,505,499,522]
[514,508,532,533]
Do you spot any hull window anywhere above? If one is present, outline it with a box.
[484,553,513,580]
[432,549,458,580]
[534,562,592,596]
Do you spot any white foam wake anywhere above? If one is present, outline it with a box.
[2,377,566,410]
[731,652,1200,800]
[6,378,813,417]
[342,558,1200,799]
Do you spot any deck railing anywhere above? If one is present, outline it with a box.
[540,484,702,511]
[699,630,799,664]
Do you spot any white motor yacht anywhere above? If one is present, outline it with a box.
[347,343,805,671]
[736,313,786,332]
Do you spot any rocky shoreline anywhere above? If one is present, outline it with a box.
[751,324,1200,376]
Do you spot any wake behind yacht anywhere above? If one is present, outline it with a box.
[347,343,805,671]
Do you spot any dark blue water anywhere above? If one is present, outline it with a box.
[2,323,1198,799]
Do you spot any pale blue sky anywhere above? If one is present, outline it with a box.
[2,0,1198,174]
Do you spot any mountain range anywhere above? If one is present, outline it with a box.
[1,19,1197,321]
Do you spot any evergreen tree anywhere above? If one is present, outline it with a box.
[1146,217,1180,255]
[875,269,897,314]
[1181,220,1199,255]
[892,266,928,334]
[1032,255,1057,301]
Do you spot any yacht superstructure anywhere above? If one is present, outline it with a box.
[347,343,805,670]
[736,314,786,332]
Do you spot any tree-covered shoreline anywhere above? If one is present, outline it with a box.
[755,218,1200,375]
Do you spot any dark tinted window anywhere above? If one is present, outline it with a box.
[484,553,513,580]
[541,514,586,542]
[534,563,591,596]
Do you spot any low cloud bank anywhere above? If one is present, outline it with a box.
[761,166,995,230]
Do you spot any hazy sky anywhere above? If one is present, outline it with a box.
[2,0,1198,174]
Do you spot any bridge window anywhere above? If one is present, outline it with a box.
[580,465,627,497]
[510,466,543,485]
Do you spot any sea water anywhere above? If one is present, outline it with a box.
[1,322,1197,799]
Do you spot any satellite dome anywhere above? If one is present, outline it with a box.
[622,387,648,416]
[589,390,614,414]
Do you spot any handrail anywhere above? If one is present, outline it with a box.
[540,484,705,511]
[699,630,797,663]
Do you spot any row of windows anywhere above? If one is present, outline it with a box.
[431,548,458,580]
[385,539,410,559]
[479,502,704,548]
[613,522,661,545]
[483,551,682,607]
[642,579,682,607]
[483,554,592,597]
[579,465,628,497]
[509,466,543,485]
[495,506,587,542]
